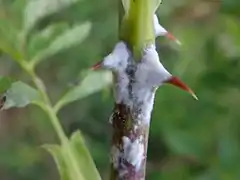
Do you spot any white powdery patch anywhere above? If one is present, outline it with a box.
[118,169,128,178]
[106,42,178,177]
[122,136,144,171]
[131,85,156,125]
[101,41,132,105]
[153,14,181,45]
[136,44,171,87]
[110,145,129,178]
[110,137,145,174]
[108,111,114,124]
[114,71,131,105]
[153,14,168,37]
[131,44,171,125]
[102,41,130,71]
[133,125,138,132]
[139,135,144,143]
[103,42,173,126]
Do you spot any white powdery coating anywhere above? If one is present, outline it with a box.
[136,44,171,87]
[133,125,138,132]
[153,14,182,45]
[153,14,167,37]
[102,41,131,104]
[139,135,144,143]
[122,136,144,171]
[114,71,131,105]
[118,169,128,178]
[132,44,171,124]
[102,41,130,72]
[103,42,172,125]
[108,112,114,124]
[107,43,174,177]
[110,137,144,172]
[131,84,156,125]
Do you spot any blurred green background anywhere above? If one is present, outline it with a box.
[1,0,240,179]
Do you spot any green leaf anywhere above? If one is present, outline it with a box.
[43,131,101,180]
[69,131,101,180]
[54,70,112,112]
[27,23,69,60]
[222,17,240,57]
[43,144,84,180]
[31,22,91,66]
[23,0,80,33]
[0,76,15,94]
[2,81,42,110]
[0,19,22,61]
[43,145,71,180]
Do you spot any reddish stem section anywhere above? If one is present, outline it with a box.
[110,103,149,180]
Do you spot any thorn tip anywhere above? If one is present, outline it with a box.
[176,39,182,46]
[165,76,197,100]
[166,32,182,45]
[90,61,102,70]
[189,90,198,100]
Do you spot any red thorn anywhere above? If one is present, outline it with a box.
[165,76,198,100]
[165,32,181,45]
[91,61,102,70]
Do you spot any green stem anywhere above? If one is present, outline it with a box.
[21,62,66,142]
[21,62,85,179]
[120,0,155,59]
[44,104,85,180]
[43,105,67,143]
[16,29,87,179]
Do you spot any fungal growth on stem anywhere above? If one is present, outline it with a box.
[92,43,197,180]
[92,0,197,179]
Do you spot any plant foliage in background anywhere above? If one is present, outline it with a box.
[1,0,240,180]
[0,0,113,179]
